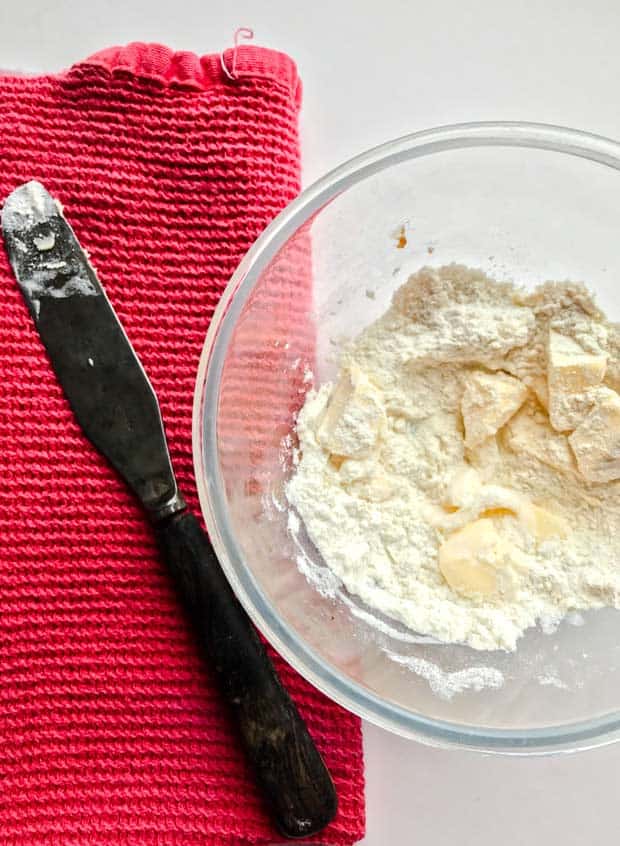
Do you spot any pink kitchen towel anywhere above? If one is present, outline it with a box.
[0,42,365,845]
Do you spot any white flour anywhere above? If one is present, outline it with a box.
[286,265,620,651]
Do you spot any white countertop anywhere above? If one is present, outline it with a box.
[3,1,619,842]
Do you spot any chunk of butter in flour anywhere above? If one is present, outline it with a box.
[504,405,576,475]
[568,387,620,483]
[519,503,569,539]
[438,518,514,599]
[547,329,607,431]
[316,365,386,458]
[438,503,566,601]
[461,370,528,448]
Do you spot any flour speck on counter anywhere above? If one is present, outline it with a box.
[286,265,620,651]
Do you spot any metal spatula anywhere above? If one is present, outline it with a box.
[2,180,337,840]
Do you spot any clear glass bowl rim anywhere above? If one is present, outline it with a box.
[193,121,620,753]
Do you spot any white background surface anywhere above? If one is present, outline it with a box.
[2,1,619,843]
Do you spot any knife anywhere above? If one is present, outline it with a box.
[2,181,337,840]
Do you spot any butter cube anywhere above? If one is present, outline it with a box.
[461,370,528,448]
[504,405,576,475]
[547,330,607,431]
[568,387,620,483]
[519,503,569,540]
[317,366,386,458]
[438,518,514,599]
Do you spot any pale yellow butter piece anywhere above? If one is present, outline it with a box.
[435,471,570,542]
[316,365,386,458]
[547,329,607,431]
[568,387,620,483]
[438,518,514,599]
[461,370,528,448]
[519,503,569,540]
[504,405,576,475]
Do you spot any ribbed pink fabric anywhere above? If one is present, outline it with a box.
[0,42,365,845]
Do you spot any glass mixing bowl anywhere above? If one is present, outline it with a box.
[194,122,620,752]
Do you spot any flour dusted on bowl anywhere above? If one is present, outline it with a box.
[286,265,620,651]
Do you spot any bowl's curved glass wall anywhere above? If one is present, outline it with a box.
[196,125,620,750]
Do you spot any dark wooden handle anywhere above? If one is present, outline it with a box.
[155,509,337,839]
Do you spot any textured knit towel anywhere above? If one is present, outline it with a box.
[0,43,365,845]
